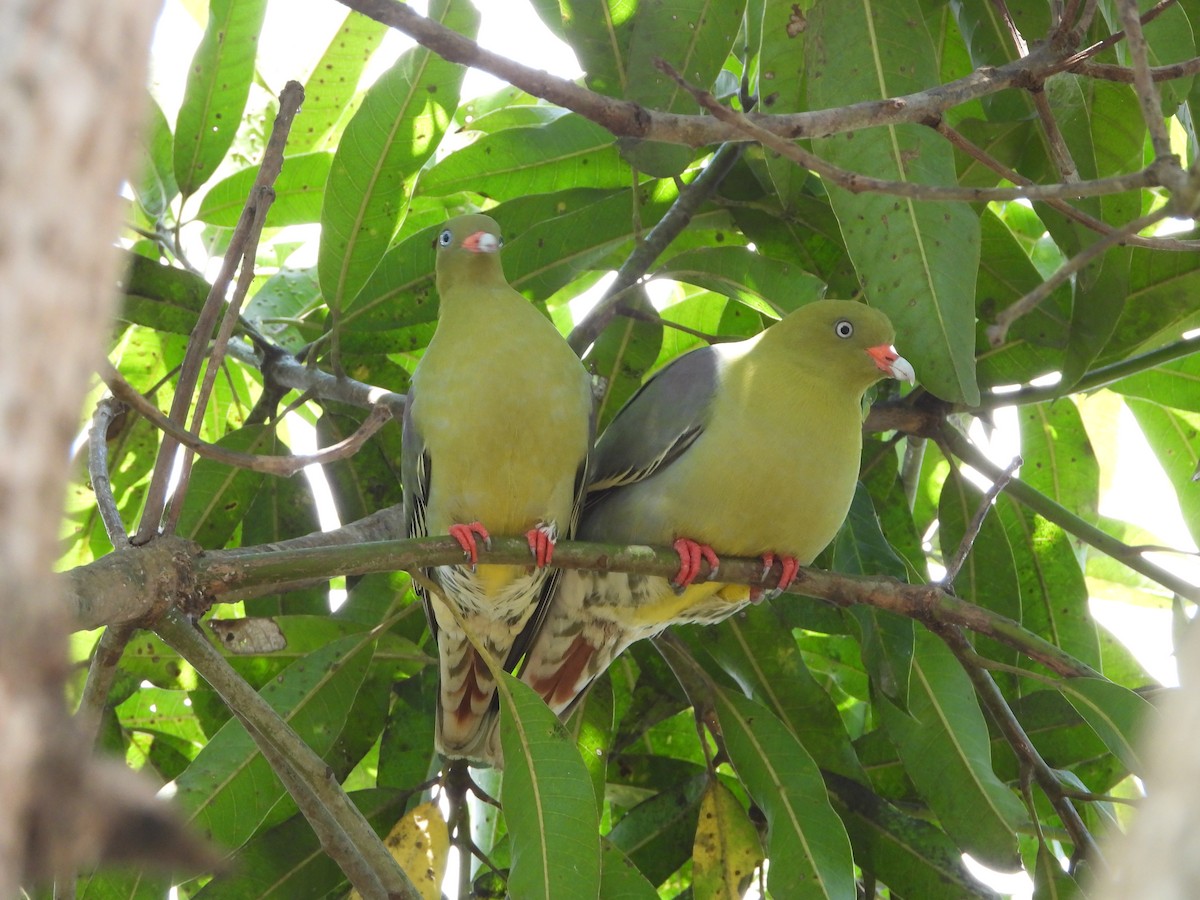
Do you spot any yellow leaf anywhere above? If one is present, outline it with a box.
[693,779,764,900]
[348,801,449,900]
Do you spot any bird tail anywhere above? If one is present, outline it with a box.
[436,638,504,768]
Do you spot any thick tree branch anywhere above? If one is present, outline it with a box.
[337,0,1084,145]
[155,611,417,900]
[63,533,1100,680]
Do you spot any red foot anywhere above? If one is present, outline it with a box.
[526,524,557,568]
[449,522,491,566]
[672,538,720,589]
[754,552,800,601]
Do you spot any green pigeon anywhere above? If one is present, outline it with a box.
[402,214,593,764]
[515,299,914,718]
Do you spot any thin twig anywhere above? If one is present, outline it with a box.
[942,456,1023,586]
[1031,88,1081,183]
[937,624,1106,869]
[985,206,1170,347]
[133,83,305,543]
[942,425,1200,603]
[89,398,130,546]
[1052,0,1181,74]
[568,142,745,354]
[657,61,1161,204]
[1119,0,1177,164]
[102,364,394,476]
[936,121,1200,251]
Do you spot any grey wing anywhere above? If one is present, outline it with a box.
[400,390,436,631]
[587,344,722,495]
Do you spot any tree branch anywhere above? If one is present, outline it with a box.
[155,610,418,900]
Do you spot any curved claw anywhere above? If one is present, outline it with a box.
[449,522,491,568]
[671,538,720,591]
[752,552,800,603]
[526,523,557,568]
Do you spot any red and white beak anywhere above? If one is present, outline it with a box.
[460,230,501,253]
[867,344,915,383]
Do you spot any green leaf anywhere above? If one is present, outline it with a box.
[1111,351,1200,414]
[172,633,374,849]
[833,486,914,707]
[607,770,707,885]
[1018,398,1101,525]
[317,410,405,525]
[134,97,178,219]
[600,841,660,899]
[755,0,816,208]
[715,688,856,899]
[995,495,1102,672]
[699,604,869,783]
[826,772,1001,900]
[1032,841,1081,898]
[498,671,601,900]
[657,246,827,317]
[975,209,1071,389]
[878,630,1026,870]
[588,287,664,430]
[173,0,268,195]
[937,470,1023,673]
[420,114,630,200]
[244,266,322,353]
[288,11,389,154]
[194,788,408,899]
[176,426,274,550]
[379,671,439,793]
[317,0,478,312]
[1057,677,1157,774]
[119,254,210,335]
[619,0,747,176]
[196,152,332,227]
[531,0,633,97]
[1126,398,1200,547]
[1099,245,1200,365]
[808,0,980,405]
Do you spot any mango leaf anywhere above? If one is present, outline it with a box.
[174,0,268,195]
[755,0,816,208]
[937,470,1022,673]
[600,841,660,899]
[878,630,1027,870]
[1032,842,1082,899]
[1057,676,1157,774]
[134,97,178,219]
[529,0,633,97]
[825,772,1000,899]
[808,0,980,405]
[1111,352,1200,413]
[243,266,322,353]
[420,114,629,200]
[1125,398,1200,548]
[288,11,388,154]
[197,152,332,227]
[318,0,477,312]
[194,788,409,899]
[715,688,856,899]
[620,0,747,175]
[657,246,827,317]
[588,286,664,430]
[498,671,601,900]
[995,495,1102,672]
[693,779,764,899]
[118,254,210,336]
[1018,398,1100,525]
[834,486,914,707]
[698,604,868,783]
[607,772,708,886]
[1098,244,1200,365]
[176,426,275,550]
[974,209,1071,389]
